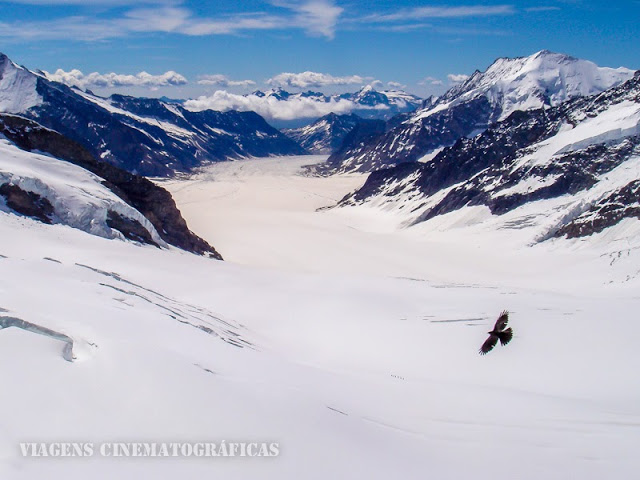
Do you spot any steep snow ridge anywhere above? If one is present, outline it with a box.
[556,102,640,155]
[0,55,42,113]
[492,174,560,198]
[74,90,196,140]
[0,137,167,246]
[514,100,640,170]
[379,89,419,106]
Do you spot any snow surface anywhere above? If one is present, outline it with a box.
[1,155,639,479]
[0,56,42,113]
[0,137,166,245]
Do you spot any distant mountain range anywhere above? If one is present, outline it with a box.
[325,50,635,173]
[181,85,424,130]
[249,86,422,125]
[0,53,305,176]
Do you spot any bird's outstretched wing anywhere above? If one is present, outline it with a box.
[494,310,509,331]
[479,334,498,355]
[498,327,513,346]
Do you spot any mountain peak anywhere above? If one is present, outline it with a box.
[0,52,42,114]
[435,50,636,121]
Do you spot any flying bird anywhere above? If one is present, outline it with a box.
[479,310,513,355]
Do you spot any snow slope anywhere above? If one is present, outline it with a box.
[0,136,166,245]
[0,54,42,113]
[1,155,639,479]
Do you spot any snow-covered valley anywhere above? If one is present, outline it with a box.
[2,154,635,478]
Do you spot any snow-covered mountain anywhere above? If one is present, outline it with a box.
[0,113,221,257]
[338,71,640,243]
[282,113,364,154]
[327,51,635,173]
[0,53,305,176]
[341,85,423,117]
[277,89,425,154]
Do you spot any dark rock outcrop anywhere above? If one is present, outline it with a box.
[555,180,640,238]
[0,183,54,224]
[106,210,160,248]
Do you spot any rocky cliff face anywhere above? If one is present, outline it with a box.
[0,114,222,257]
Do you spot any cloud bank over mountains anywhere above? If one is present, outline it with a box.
[184,91,365,122]
[266,71,365,89]
[44,69,188,89]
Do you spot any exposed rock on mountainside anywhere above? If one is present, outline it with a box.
[0,183,54,224]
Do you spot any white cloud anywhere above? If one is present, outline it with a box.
[197,75,256,88]
[387,81,406,89]
[0,2,342,41]
[271,0,343,39]
[173,12,284,36]
[447,73,470,84]
[376,22,433,32]
[361,5,516,23]
[0,0,171,3]
[44,68,188,89]
[184,90,379,121]
[525,6,561,12]
[267,71,365,89]
[419,76,444,86]
[120,6,192,33]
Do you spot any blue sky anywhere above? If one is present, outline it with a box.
[0,0,638,99]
